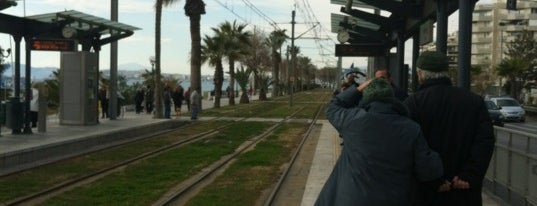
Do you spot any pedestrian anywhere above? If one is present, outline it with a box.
[190,88,201,120]
[345,72,359,87]
[99,85,109,118]
[145,85,154,114]
[163,85,172,119]
[172,85,184,117]
[374,68,409,101]
[184,87,191,112]
[332,82,351,146]
[316,78,444,206]
[404,51,495,206]
[30,85,39,128]
[134,87,144,114]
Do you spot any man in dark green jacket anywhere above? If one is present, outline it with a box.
[316,78,443,206]
[404,51,495,206]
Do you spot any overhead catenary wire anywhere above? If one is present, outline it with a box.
[213,0,338,67]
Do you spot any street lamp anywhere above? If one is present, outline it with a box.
[498,22,507,95]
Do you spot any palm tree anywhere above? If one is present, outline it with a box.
[44,70,61,111]
[152,0,182,118]
[496,57,529,100]
[242,28,272,100]
[235,66,251,103]
[213,21,251,106]
[266,29,287,97]
[184,0,206,109]
[257,74,271,101]
[201,35,225,108]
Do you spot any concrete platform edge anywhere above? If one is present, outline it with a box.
[0,120,186,176]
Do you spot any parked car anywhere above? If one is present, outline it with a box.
[489,97,526,122]
[484,100,504,126]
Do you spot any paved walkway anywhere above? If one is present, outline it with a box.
[301,121,501,205]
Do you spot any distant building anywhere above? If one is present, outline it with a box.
[421,0,537,94]
[473,0,537,71]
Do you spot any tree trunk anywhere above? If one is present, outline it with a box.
[228,59,236,106]
[214,62,223,108]
[154,0,163,118]
[240,92,249,103]
[190,14,202,109]
[271,52,278,98]
[260,88,267,100]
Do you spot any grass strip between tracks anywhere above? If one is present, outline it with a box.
[185,123,307,206]
[0,120,226,203]
[38,121,272,206]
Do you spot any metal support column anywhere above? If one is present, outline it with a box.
[458,0,476,89]
[336,56,342,88]
[11,35,21,134]
[396,31,405,88]
[436,0,448,54]
[23,36,32,134]
[412,32,420,92]
[290,10,296,107]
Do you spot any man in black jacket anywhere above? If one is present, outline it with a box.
[316,78,443,206]
[404,51,495,206]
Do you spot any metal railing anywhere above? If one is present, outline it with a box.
[523,105,537,115]
[484,126,537,206]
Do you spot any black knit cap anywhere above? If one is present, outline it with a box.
[416,51,449,72]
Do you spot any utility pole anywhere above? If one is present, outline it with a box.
[290,10,296,107]
[109,0,118,120]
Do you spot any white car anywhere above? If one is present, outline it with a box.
[489,97,525,122]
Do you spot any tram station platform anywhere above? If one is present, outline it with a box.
[0,112,187,176]
[0,94,503,205]
[301,120,502,206]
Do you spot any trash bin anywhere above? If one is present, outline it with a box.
[6,97,23,130]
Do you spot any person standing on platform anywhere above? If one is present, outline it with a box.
[374,68,409,102]
[404,51,495,206]
[190,88,201,120]
[134,87,144,114]
[316,78,444,206]
[345,73,359,88]
[163,85,172,119]
[99,85,109,119]
[184,87,191,112]
[172,85,184,117]
[145,85,154,114]
[30,85,39,128]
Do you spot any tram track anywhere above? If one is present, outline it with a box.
[153,104,324,206]
[2,90,332,205]
[3,105,309,206]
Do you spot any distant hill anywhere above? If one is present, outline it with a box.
[2,64,57,80]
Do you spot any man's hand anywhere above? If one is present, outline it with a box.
[452,176,470,189]
[437,180,452,192]
[357,79,372,92]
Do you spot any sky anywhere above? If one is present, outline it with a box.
[0,0,494,75]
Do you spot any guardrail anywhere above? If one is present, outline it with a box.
[523,105,537,115]
[484,126,537,206]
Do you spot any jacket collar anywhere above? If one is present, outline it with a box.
[419,77,452,90]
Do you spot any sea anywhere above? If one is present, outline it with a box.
[179,80,231,93]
